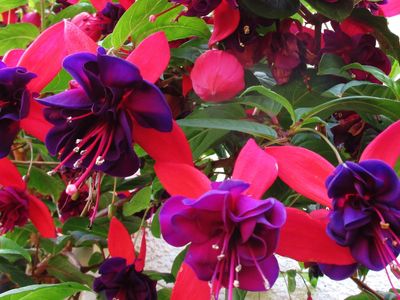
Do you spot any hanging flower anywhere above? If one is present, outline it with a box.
[156,139,286,300]
[266,120,400,291]
[94,217,155,300]
[0,158,56,237]
[0,20,97,158]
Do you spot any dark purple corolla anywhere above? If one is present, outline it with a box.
[0,187,29,234]
[326,160,400,272]
[160,179,286,299]
[0,61,36,158]
[93,257,157,300]
[38,47,172,196]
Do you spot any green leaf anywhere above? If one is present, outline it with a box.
[240,85,296,124]
[0,282,90,300]
[145,270,175,283]
[323,80,395,99]
[150,207,161,238]
[111,0,209,48]
[233,289,247,300]
[318,54,351,79]
[345,292,378,300]
[239,0,300,19]
[49,3,95,25]
[178,118,277,139]
[350,8,400,61]
[47,255,94,286]
[171,246,188,278]
[0,257,34,287]
[303,0,354,21]
[341,63,400,98]
[123,186,152,216]
[0,23,39,56]
[301,96,400,121]
[287,273,296,293]
[0,236,31,262]
[157,288,172,300]
[131,6,210,45]
[0,0,27,14]
[42,69,72,94]
[21,166,64,200]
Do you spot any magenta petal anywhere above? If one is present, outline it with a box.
[266,146,334,207]
[360,120,400,167]
[126,32,170,83]
[208,0,240,46]
[232,139,278,199]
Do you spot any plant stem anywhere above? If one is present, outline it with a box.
[11,160,59,166]
[350,276,384,300]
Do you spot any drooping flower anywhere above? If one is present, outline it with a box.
[266,120,400,290]
[0,158,56,237]
[0,21,97,158]
[94,217,155,300]
[39,32,173,199]
[190,50,245,102]
[156,139,286,299]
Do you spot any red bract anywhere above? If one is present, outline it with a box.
[190,50,245,102]
[265,120,400,270]
[208,0,240,46]
[0,158,56,238]
[155,139,283,300]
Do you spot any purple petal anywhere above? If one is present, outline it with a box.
[124,80,172,132]
[37,88,93,109]
[97,49,142,88]
[351,237,385,271]
[318,263,358,280]
[0,119,20,158]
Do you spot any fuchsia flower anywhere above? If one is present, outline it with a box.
[0,158,56,237]
[0,21,97,158]
[266,120,400,290]
[94,217,155,300]
[156,139,286,300]
[190,50,245,102]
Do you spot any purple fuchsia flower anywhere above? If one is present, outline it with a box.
[266,120,400,293]
[155,139,286,299]
[0,62,36,158]
[0,21,98,158]
[38,32,173,222]
[94,217,154,300]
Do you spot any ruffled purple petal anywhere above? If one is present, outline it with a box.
[37,88,93,109]
[124,80,172,132]
[318,263,358,280]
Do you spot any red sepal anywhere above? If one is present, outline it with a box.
[232,139,277,199]
[119,0,134,10]
[89,0,109,10]
[155,162,211,198]
[3,49,24,67]
[0,158,25,190]
[265,146,333,208]
[135,227,147,272]
[28,195,56,238]
[133,120,193,165]
[360,120,400,167]
[64,20,98,55]
[171,263,211,300]
[20,103,53,142]
[126,32,170,83]
[108,217,135,264]
[208,0,240,46]
[277,208,356,265]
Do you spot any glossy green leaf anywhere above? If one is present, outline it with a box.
[150,207,161,238]
[0,282,90,300]
[241,85,296,123]
[303,0,354,21]
[123,186,152,216]
[318,54,351,79]
[0,23,39,56]
[47,255,94,286]
[178,118,277,139]
[171,246,188,278]
[0,0,27,14]
[49,3,95,25]
[0,236,31,262]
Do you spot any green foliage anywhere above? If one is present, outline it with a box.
[0,23,39,55]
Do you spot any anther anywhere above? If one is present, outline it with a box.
[95,156,105,166]
[66,184,78,196]
[73,159,82,169]
[380,221,390,230]
[73,147,80,153]
[235,264,242,272]
[67,116,73,123]
[243,25,250,35]
[212,244,219,250]
[393,240,399,247]
[264,280,270,290]
[75,139,82,144]
[47,170,55,176]
[233,280,240,288]
[217,254,225,261]
[80,150,87,155]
